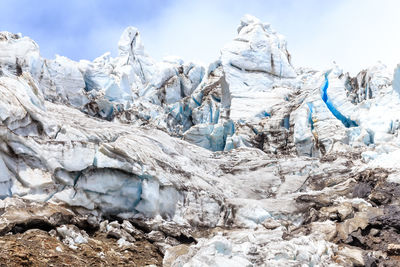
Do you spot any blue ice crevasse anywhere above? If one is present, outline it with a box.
[321,72,358,128]
[306,102,314,130]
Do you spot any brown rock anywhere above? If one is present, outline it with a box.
[337,246,365,266]
[388,244,400,255]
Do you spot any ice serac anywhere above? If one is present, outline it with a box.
[0,32,42,77]
[393,63,400,95]
[221,14,296,122]
[45,55,88,107]
[183,15,299,153]
[180,14,301,155]
[115,26,156,91]
[2,15,400,266]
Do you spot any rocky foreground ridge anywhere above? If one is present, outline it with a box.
[1,15,400,266]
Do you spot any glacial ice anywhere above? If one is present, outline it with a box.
[393,64,400,95]
[221,15,296,123]
[1,14,400,266]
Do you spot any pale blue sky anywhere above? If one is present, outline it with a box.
[1,0,399,74]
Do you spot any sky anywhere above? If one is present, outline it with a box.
[1,0,400,74]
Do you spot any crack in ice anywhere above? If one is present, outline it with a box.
[321,72,358,128]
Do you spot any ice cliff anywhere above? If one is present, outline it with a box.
[1,14,400,266]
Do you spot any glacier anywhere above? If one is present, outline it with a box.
[1,14,400,266]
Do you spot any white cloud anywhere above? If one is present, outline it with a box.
[1,0,400,74]
[138,0,400,74]
[305,0,400,74]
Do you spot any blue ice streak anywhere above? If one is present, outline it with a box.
[321,72,358,128]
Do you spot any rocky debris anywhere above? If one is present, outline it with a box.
[388,244,400,255]
[0,198,76,235]
[310,220,337,241]
[0,228,162,267]
[289,168,400,265]
[261,218,282,230]
[56,224,89,249]
[163,244,190,267]
[336,246,365,266]
[0,199,162,266]
[99,220,136,242]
